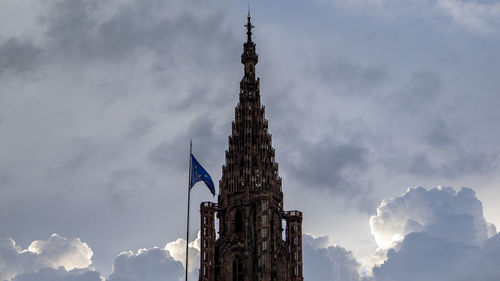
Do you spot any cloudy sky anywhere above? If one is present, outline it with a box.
[1,0,500,280]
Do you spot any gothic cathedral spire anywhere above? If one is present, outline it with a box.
[199,15,304,281]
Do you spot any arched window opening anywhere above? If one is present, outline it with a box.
[233,259,244,281]
[235,210,243,233]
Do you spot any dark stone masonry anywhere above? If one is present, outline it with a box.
[199,15,304,281]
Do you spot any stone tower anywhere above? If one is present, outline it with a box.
[199,14,303,281]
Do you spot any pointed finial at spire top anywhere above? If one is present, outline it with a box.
[241,10,258,69]
[244,11,254,43]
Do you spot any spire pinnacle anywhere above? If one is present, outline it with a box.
[241,13,258,84]
[244,13,254,43]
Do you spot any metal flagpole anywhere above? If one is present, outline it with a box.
[185,140,192,281]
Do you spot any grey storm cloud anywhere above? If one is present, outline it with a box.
[423,119,459,148]
[148,115,228,172]
[397,71,442,107]
[379,71,443,115]
[1,0,500,278]
[124,117,156,139]
[283,137,373,210]
[313,57,390,97]
[374,69,498,180]
[407,151,498,178]
[286,139,367,189]
[0,0,238,273]
[40,0,232,61]
[0,38,40,77]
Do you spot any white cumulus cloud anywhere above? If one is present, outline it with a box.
[107,247,183,281]
[372,232,500,281]
[165,232,200,273]
[368,186,500,281]
[108,232,200,281]
[12,267,102,281]
[0,234,95,281]
[27,233,93,270]
[3,187,499,281]
[370,186,495,250]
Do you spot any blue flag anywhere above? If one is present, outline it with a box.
[190,154,216,196]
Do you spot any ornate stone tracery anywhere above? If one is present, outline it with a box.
[199,14,303,281]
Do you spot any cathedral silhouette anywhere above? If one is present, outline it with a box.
[198,14,304,281]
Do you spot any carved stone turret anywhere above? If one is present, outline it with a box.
[199,15,303,281]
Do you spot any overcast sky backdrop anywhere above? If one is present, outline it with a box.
[1,0,500,280]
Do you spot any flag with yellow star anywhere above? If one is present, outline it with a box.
[189,154,215,196]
